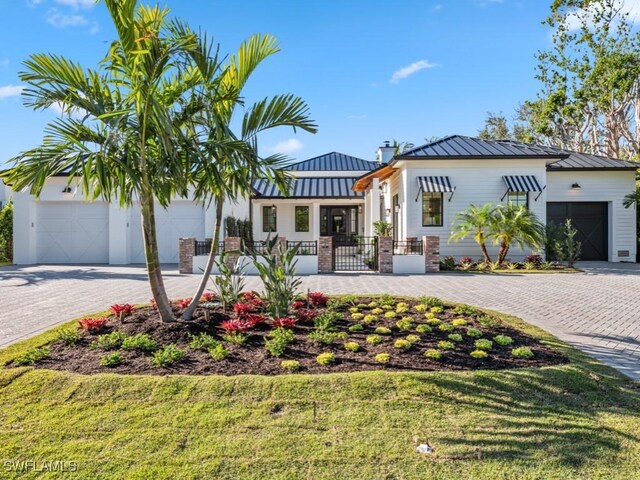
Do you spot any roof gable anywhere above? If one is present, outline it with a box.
[286,152,377,172]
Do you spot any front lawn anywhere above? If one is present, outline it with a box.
[0,301,639,478]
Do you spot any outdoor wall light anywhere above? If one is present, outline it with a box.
[571,183,581,190]
[385,208,391,216]
[61,186,72,194]
[380,183,388,194]
[394,204,401,213]
[358,205,363,214]
[271,204,277,212]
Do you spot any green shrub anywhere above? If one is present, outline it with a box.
[316,352,336,365]
[396,303,409,313]
[474,339,493,351]
[416,324,432,334]
[348,324,364,332]
[466,328,483,338]
[265,329,293,357]
[494,335,514,346]
[453,304,477,316]
[374,327,392,335]
[209,344,229,362]
[55,328,81,346]
[384,311,396,318]
[437,340,455,350]
[91,331,126,350]
[363,314,377,324]
[394,339,412,350]
[478,316,500,328]
[438,323,454,333]
[100,352,123,368]
[326,298,343,310]
[366,334,383,345]
[424,312,435,319]
[447,333,463,343]
[349,307,359,314]
[13,346,50,366]
[308,330,338,345]
[344,342,360,352]
[426,318,442,327]
[381,304,393,311]
[314,311,342,331]
[336,331,349,340]
[222,332,248,345]
[368,301,378,308]
[414,304,427,313]
[150,344,184,368]
[512,347,534,359]
[405,334,420,344]
[189,333,218,351]
[379,294,395,307]
[419,296,443,308]
[341,294,358,306]
[430,306,444,314]
[375,353,390,363]
[470,349,488,359]
[0,200,13,263]
[121,334,157,352]
[452,318,468,327]
[371,308,384,315]
[424,349,442,360]
[281,360,300,371]
[395,318,413,331]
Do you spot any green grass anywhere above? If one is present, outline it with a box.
[0,261,11,267]
[0,309,639,479]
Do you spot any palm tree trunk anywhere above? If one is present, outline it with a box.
[498,241,509,264]
[182,196,224,321]
[140,190,176,323]
[480,242,492,264]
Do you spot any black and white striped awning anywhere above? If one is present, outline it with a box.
[502,175,542,192]
[252,177,364,198]
[417,176,454,193]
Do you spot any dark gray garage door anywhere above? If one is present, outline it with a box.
[547,202,608,261]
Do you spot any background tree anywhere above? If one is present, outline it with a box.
[5,0,204,322]
[478,112,513,140]
[0,200,13,263]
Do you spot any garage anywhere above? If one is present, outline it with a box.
[547,202,609,261]
[36,202,109,263]
[129,202,205,264]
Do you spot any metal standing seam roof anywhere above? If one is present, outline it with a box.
[502,175,543,192]
[252,177,364,198]
[285,152,378,171]
[396,135,639,170]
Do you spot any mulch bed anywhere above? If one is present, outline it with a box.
[11,296,567,376]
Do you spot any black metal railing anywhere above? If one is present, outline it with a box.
[242,240,269,255]
[195,240,225,256]
[333,236,378,271]
[393,240,423,256]
[287,240,317,255]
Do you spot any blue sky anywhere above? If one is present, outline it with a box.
[0,0,564,165]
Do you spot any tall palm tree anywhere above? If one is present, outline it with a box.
[623,185,640,208]
[449,204,497,263]
[490,204,545,264]
[5,0,204,322]
[182,33,317,320]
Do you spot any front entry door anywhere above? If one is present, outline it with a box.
[320,206,359,240]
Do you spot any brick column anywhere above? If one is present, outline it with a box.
[378,236,393,274]
[179,237,195,274]
[224,236,242,270]
[318,236,333,273]
[423,235,440,272]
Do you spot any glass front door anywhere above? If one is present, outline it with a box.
[320,206,359,237]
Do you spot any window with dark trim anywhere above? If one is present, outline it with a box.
[422,192,443,226]
[262,206,277,232]
[507,191,528,208]
[295,206,309,232]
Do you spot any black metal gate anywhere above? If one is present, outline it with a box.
[332,235,378,271]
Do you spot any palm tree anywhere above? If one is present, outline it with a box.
[5,0,203,322]
[449,204,497,263]
[490,204,545,264]
[623,185,640,208]
[181,34,317,320]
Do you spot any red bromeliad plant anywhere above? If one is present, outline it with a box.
[109,303,135,320]
[308,292,329,307]
[233,302,255,318]
[291,300,306,310]
[296,308,317,323]
[245,314,267,327]
[175,298,192,309]
[220,319,253,333]
[78,317,108,333]
[201,292,217,302]
[272,317,297,329]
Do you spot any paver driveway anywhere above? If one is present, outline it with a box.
[0,262,639,379]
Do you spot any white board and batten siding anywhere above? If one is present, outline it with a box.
[390,159,548,262]
[547,170,637,262]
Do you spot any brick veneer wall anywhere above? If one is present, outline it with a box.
[318,237,333,273]
[378,236,393,273]
[224,236,242,270]
[178,237,195,274]
[423,235,440,272]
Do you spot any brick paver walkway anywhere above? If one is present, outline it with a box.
[1,262,638,379]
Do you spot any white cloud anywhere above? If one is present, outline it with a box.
[564,0,640,30]
[269,138,304,154]
[54,0,96,9]
[47,9,88,27]
[390,60,437,84]
[0,85,24,99]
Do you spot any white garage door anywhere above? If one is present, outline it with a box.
[36,202,109,264]
[129,202,205,264]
